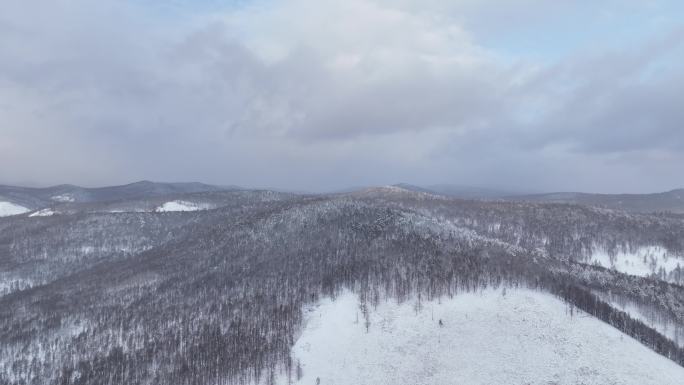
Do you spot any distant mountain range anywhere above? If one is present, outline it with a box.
[393,183,684,214]
[508,189,684,214]
[1,179,683,384]
[1,181,684,214]
[0,181,236,210]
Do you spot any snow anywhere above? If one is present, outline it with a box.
[155,200,208,212]
[589,245,683,283]
[29,208,56,217]
[105,208,150,214]
[51,194,75,202]
[0,201,30,217]
[0,276,35,296]
[280,288,684,385]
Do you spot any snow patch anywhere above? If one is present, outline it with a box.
[104,208,150,214]
[29,208,56,217]
[589,245,683,283]
[155,200,209,212]
[51,194,75,202]
[281,289,684,385]
[0,201,30,217]
[0,277,35,296]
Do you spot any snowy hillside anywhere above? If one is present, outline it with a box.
[155,200,210,212]
[29,208,57,217]
[2,187,684,385]
[589,245,683,283]
[283,289,684,385]
[0,201,29,217]
[51,194,75,202]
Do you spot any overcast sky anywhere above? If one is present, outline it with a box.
[2,0,684,192]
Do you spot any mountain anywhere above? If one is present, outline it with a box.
[1,186,683,384]
[393,184,684,213]
[394,183,522,199]
[509,188,684,214]
[0,181,235,210]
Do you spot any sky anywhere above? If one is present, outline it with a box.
[1,0,684,193]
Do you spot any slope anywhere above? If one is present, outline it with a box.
[510,189,684,213]
[285,288,684,385]
[0,181,234,209]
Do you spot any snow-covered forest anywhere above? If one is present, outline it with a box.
[1,185,684,384]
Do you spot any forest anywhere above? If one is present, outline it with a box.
[0,187,683,385]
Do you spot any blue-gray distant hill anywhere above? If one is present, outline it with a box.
[508,189,684,214]
[394,183,684,214]
[0,181,237,209]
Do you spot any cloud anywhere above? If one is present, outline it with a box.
[0,0,683,192]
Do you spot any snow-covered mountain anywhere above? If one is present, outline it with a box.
[0,180,234,210]
[1,183,683,385]
[509,189,684,213]
[391,184,684,213]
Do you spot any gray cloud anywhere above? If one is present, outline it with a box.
[1,0,683,192]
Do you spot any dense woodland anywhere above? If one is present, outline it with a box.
[1,187,683,384]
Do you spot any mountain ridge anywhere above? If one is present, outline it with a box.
[0,180,238,209]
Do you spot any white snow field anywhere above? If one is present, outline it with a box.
[590,245,683,283]
[51,194,75,202]
[29,208,56,217]
[0,201,30,217]
[280,289,684,385]
[155,200,209,212]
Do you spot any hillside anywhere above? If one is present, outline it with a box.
[0,185,683,384]
[509,189,684,214]
[391,184,684,214]
[286,289,684,385]
[393,183,516,199]
[0,181,233,210]
[0,202,30,217]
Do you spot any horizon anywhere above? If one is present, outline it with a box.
[1,179,682,196]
